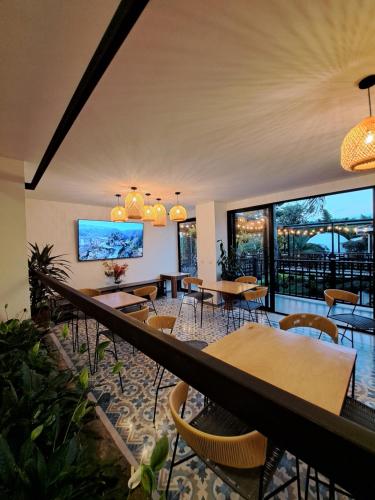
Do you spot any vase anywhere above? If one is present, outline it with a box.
[114,277,122,285]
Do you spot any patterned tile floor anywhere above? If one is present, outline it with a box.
[55,295,375,499]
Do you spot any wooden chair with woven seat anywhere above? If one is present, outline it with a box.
[279,313,338,344]
[133,285,158,315]
[178,277,214,323]
[235,275,258,284]
[166,381,301,499]
[240,287,271,326]
[146,315,208,424]
[324,289,360,348]
[123,306,149,355]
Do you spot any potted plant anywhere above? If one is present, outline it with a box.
[217,240,243,281]
[103,261,128,285]
[28,243,71,327]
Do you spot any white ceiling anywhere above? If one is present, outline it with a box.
[1,0,375,208]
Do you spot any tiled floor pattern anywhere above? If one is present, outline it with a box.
[55,295,375,499]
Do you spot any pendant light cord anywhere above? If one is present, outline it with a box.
[368,87,372,117]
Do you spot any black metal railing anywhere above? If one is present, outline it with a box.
[238,254,373,307]
[37,271,375,498]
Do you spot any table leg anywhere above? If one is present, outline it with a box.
[200,288,204,327]
[171,277,178,298]
[352,361,356,398]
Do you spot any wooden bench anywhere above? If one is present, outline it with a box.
[97,278,165,297]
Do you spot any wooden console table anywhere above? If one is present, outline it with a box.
[160,272,190,298]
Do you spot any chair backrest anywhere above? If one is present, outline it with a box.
[243,286,268,301]
[235,276,257,284]
[147,315,176,333]
[169,382,267,468]
[279,313,338,343]
[79,288,100,297]
[183,277,203,291]
[324,289,358,308]
[123,306,149,323]
[134,285,158,301]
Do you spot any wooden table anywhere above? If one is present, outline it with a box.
[198,280,257,329]
[204,322,357,415]
[93,291,147,309]
[160,272,190,298]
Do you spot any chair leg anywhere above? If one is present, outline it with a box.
[111,333,124,393]
[296,457,302,500]
[211,298,215,318]
[178,295,185,316]
[153,368,165,424]
[166,432,180,496]
[153,364,161,386]
[264,310,272,327]
[351,328,354,348]
[84,314,94,375]
[151,300,157,315]
[305,465,310,500]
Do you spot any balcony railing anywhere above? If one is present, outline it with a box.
[238,254,373,307]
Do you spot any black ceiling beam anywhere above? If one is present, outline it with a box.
[25,0,150,190]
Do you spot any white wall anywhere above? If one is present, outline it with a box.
[25,198,178,290]
[226,174,375,211]
[0,157,29,320]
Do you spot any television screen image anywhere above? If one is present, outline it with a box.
[77,220,143,261]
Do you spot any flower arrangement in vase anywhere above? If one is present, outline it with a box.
[103,261,128,285]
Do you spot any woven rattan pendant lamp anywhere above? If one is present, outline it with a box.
[341,75,375,172]
[125,187,144,219]
[142,193,156,222]
[153,198,167,227]
[110,194,127,222]
[169,192,188,222]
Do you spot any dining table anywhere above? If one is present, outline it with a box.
[93,291,147,309]
[198,280,257,330]
[160,272,190,298]
[204,321,357,415]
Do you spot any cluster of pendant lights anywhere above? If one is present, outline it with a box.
[110,188,187,226]
[341,75,375,172]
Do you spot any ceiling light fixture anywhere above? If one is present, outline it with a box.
[153,198,167,227]
[142,193,156,222]
[110,193,127,222]
[341,75,375,171]
[125,187,144,219]
[169,191,188,222]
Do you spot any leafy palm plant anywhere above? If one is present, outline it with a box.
[28,243,71,318]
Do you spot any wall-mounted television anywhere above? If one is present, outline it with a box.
[77,219,143,261]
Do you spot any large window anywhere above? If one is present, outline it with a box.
[229,187,374,314]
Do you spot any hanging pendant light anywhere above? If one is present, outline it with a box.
[153,198,167,227]
[142,193,156,222]
[169,191,188,222]
[341,75,375,171]
[125,186,144,219]
[110,194,127,222]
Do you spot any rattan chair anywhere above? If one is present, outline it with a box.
[304,397,375,499]
[178,277,214,323]
[235,276,258,284]
[166,382,301,499]
[134,285,158,315]
[147,316,207,424]
[240,287,271,326]
[279,313,338,344]
[123,306,149,355]
[324,289,362,348]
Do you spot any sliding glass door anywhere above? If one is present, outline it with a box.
[228,207,273,309]
[228,187,374,316]
[178,218,197,276]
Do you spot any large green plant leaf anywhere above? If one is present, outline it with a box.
[0,435,16,483]
[150,435,169,472]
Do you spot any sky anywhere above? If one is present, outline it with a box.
[322,189,373,220]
